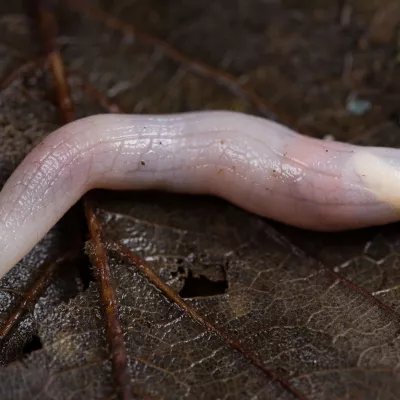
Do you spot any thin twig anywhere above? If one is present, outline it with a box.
[35,0,74,123]
[85,199,133,400]
[33,1,133,398]
[0,259,58,339]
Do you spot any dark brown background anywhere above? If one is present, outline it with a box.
[0,0,399,399]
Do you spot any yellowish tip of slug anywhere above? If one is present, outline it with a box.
[353,151,400,209]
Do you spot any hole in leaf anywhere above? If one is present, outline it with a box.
[22,335,42,354]
[179,271,228,298]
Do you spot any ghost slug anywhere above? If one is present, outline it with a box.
[0,111,399,278]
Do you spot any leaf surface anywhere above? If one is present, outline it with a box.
[0,0,400,399]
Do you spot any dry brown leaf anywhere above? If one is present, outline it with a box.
[0,0,400,399]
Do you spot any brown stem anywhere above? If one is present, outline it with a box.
[0,258,58,339]
[35,0,74,123]
[33,1,133,398]
[84,199,133,400]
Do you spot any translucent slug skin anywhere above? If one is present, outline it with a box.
[0,110,400,277]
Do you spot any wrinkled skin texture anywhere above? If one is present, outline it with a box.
[1,110,400,278]
[1,0,400,398]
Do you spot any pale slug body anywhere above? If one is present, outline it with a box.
[0,111,399,278]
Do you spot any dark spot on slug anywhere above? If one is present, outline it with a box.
[217,168,224,175]
[141,161,145,166]
[325,149,328,152]
[220,140,225,145]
